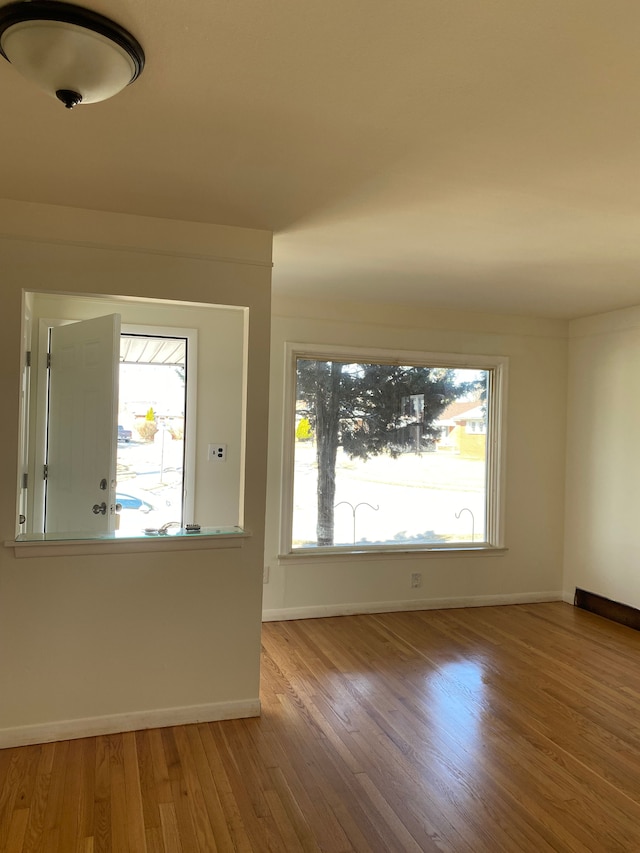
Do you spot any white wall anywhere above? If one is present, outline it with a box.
[564,306,640,608]
[0,199,272,747]
[264,296,568,619]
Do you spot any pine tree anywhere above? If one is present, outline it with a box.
[296,359,468,546]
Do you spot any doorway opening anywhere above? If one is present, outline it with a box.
[116,333,189,534]
[35,319,196,537]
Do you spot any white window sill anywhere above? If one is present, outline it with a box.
[6,527,249,558]
[278,545,508,564]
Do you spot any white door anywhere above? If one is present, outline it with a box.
[45,314,121,534]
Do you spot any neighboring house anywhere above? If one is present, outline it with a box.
[435,399,486,459]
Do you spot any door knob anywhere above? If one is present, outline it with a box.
[92,502,107,515]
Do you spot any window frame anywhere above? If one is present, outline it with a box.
[280,342,508,558]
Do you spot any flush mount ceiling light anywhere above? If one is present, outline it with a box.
[0,0,144,109]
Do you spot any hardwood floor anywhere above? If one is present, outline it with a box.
[2,602,640,851]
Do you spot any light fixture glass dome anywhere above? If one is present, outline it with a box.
[0,1,144,108]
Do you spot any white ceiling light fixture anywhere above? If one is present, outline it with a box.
[0,0,144,109]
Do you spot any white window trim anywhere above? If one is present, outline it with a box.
[28,319,197,537]
[279,342,508,558]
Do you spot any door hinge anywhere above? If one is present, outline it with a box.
[43,464,48,481]
[22,472,28,490]
[46,352,51,369]
[25,351,31,368]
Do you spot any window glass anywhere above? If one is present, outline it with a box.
[289,353,503,551]
[117,335,188,533]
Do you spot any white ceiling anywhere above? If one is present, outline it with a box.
[2,0,640,320]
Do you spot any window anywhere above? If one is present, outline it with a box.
[19,291,248,542]
[282,345,507,554]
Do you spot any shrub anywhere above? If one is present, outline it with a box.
[136,419,158,442]
[296,417,313,442]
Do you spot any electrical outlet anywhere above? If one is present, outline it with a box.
[208,443,226,462]
[410,572,422,589]
[263,565,270,584]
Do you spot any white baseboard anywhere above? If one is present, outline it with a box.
[0,698,261,750]
[262,591,564,622]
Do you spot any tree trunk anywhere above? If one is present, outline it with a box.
[315,362,342,545]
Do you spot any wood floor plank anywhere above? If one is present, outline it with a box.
[40,741,69,840]
[181,724,236,852]
[10,746,40,814]
[4,807,29,853]
[108,734,129,853]
[244,719,355,852]
[4,603,640,850]
[171,725,220,852]
[146,729,172,807]
[0,747,14,793]
[144,825,165,853]
[92,735,111,853]
[57,739,85,852]
[122,732,147,853]
[135,730,162,833]
[196,725,264,847]
[210,720,294,850]
[194,724,254,853]
[77,739,96,853]
[21,743,55,853]
[160,727,199,852]
[158,801,182,853]
[39,828,58,853]
[0,749,34,849]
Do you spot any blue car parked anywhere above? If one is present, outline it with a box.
[116,493,153,513]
